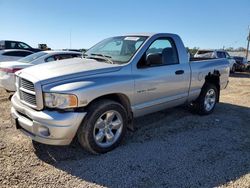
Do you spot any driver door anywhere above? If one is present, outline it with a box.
[133,38,190,115]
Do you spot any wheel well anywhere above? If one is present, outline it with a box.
[87,93,133,119]
[204,71,220,102]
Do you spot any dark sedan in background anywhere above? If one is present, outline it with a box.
[0,40,42,52]
[232,56,249,71]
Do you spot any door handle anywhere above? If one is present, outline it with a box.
[175,70,184,75]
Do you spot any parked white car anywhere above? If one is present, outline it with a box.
[0,49,34,62]
[0,50,82,91]
[194,50,236,72]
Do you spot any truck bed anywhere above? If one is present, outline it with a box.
[188,58,230,100]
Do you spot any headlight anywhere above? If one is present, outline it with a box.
[44,93,78,109]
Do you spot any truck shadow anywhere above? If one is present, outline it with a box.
[34,102,250,187]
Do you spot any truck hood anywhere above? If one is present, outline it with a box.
[19,58,122,84]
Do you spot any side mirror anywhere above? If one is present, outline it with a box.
[146,53,162,66]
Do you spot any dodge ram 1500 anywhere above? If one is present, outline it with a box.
[11,33,230,154]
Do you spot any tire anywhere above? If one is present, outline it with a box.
[192,83,218,115]
[231,64,236,73]
[77,99,127,154]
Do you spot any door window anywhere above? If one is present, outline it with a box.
[138,38,179,68]
[10,42,18,49]
[46,56,55,62]
[0,41,4,49]
[18,42,31,49]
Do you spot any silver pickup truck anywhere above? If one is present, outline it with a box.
[11,33,230,154]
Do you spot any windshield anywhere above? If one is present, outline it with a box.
[18,51,47,63]
[85,36,148,64]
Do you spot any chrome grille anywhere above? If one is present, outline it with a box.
[20,78,35,91]
[18,77,37,107]
[20,91,36,106]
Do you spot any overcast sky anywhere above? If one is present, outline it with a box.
[0,0,249,49]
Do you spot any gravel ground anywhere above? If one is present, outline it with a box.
[0,72,250,188]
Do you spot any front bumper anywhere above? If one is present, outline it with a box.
[11,94,86,145]
[0,72,16,91]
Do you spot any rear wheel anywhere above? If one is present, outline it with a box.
[77,100,127,154]
[192,83,218,115]
[231,64,236,73]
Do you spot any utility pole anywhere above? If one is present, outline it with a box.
[246,26,250,59]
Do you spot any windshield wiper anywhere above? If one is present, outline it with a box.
[89,53,114,64]
[90,53,112,58]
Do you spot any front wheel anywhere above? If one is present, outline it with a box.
[192,83,218,115]
[77,100,127,154]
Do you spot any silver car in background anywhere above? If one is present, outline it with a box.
[0,49,34,62]
[0,51,82,91]
[194,49,236,72]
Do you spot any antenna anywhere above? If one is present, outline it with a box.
[69,29,72,49]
